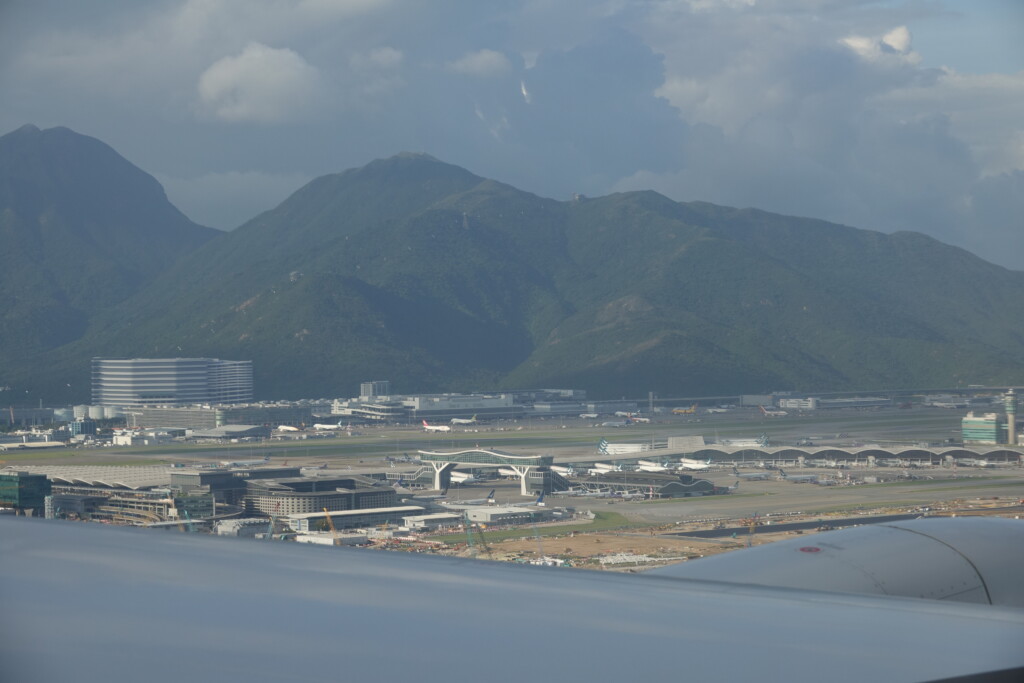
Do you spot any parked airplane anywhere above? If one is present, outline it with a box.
[6,517,1022,682]
[732,466,772,481]
[705,407,731,414]
[672,404,698,415]
[591,462,621,472]
[220,455,270,467]
[559,487,610,497]
[636,459,670,472]
[600,420,631,428]
[719,434,771,448]
[678,457,712,471]
[313,422,343,430]
[448,471,477,484]
[450,415,478,425]
[959,458,994,468]
[579,413,599,419]
[422,420,452,433]
[777,468,819,483]
[760,405,789,417]
[442,489,496,506]
[275,425,300,432]
[506,492,546,507]
[550,465,577,476]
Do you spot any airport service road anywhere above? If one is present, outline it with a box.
[596,471,1024,525]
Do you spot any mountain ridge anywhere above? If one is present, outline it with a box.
[3,130,1023,402]
[0,125,219,367]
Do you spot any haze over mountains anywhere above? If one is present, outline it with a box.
[4,125,1024,404]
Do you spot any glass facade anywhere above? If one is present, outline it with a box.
[92,358,253,407]
[0,472,52,513]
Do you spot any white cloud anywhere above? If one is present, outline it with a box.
[3,0,1024,268]
[874,70,1024,177]
[197,43,322,122]
[882,26,912,54]
[842,25,921,65]
[448,49,512,77]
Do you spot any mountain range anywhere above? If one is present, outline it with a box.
[4,125,1024,404]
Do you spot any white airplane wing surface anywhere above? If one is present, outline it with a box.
[2,517,1023,682]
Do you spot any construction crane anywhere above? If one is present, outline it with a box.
[322,507,340,546]
[744,512,761,548]
[462,511,493,560]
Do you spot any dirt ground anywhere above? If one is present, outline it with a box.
[462,528,805,567]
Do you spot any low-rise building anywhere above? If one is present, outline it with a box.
[402,512,462,531]
[245,477,398,516]
[284,506,424,532]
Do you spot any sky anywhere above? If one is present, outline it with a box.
[1,0,1022,269]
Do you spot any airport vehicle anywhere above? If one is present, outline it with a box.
[450,415,478,425]
[759,405,788,417]
[678,457,712,471]
[422,420,452,433]
[3,517,1022,682]
[672,404,698,415]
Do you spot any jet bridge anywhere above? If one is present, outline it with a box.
[418,449,553,494]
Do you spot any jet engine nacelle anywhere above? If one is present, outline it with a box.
[650,518,1024,607]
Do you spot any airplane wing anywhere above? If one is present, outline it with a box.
[2,517,1023,682]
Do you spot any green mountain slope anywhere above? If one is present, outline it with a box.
[0,125,218,362]
[9,150,1024,402]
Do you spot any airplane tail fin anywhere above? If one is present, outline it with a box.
[536,492,545,505]
[486,489,495,501]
